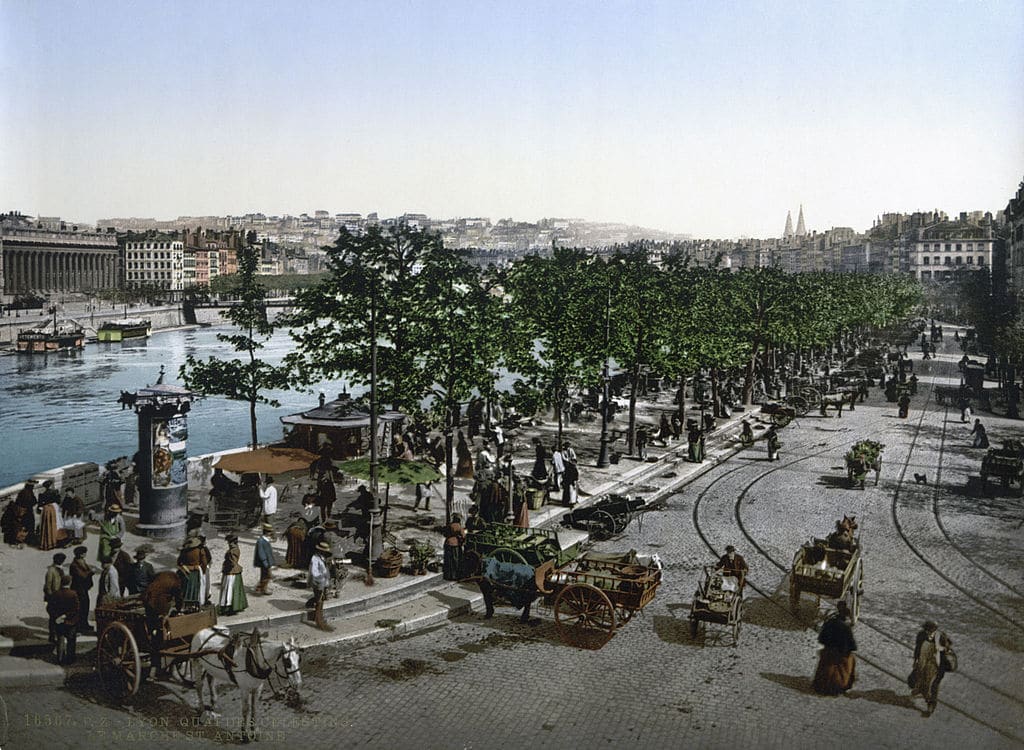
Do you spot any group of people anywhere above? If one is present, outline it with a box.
[1,479,88,550]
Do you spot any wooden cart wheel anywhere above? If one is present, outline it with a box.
[731,598,744,645]
[554,583,616,650]
[787,396,809,416]
[491,548,528,566]
[612,511,631,534]
[771,412,792,427]
[587,511,616,541]
[800,387,821,407]
[97,622,142,699]
[789,578,800,612]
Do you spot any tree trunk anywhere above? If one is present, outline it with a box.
[710,368,720,418]
[249,397,258,448]
[676,373,687,420]
[627,361,640,454]
[742,342,762,404]
[444,416,455,527]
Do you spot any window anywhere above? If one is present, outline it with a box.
[978,256,985,265]
[956,243,962,251]
[966,256,973,264]
[934,256,940,265]
[923,256,930,265]
[945,244,951,251]
[955,257,962,265]
[967,243,974,251]
[944,257,952,265]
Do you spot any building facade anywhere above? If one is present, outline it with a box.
[908,213,995,281]
[122,232,186,291]
[1,212,119,298]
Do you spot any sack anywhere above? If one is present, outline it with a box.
[907,669,917,689]
[941,648,958,673]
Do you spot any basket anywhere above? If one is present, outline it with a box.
[374,549,403,578]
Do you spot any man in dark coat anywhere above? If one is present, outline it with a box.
[47,575,80,665]
[127,549,156,595]
[69,545,96,633]
[108,538,134,596]
[715,545,749,591]
[14,479,37,541]
[254,523,276,595]
[44,553,67,644]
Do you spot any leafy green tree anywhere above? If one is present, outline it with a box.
[505,248,608,446]
[179,244,288,447]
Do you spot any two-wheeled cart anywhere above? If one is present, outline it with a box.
[789,536,863,622]
[94,597,218,699]
[688,566,743,646]
[560,494,649,540]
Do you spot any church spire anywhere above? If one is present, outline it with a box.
[795,204,806,237]
[784,211,794,238]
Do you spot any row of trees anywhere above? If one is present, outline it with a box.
[181,225,922,521]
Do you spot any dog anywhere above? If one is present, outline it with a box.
[914,473,928,485]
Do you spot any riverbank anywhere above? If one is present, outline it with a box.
[0,301,186,347]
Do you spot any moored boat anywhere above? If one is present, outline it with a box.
[16,308,85,353]
[97,318,152,342]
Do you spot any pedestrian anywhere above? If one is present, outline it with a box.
[69,545,95,633]
[475,442,497,478]
[909,621,955,716]
[285,514,310,569]
[687,424,704,463]
[530,437,549,484]
[561,455,579,507]
[309,450,339,524]
[107,538,133,596]
[512,477,530,528]
[127,548,155,595]
[443,513,466,580]
[36,480,66,551]
[259,475,278,528]
[47,575,80,665]
[766,426,781,461]
[455,431,474,479]
[671,413,683,440]
[300,492,319,525]
[1,495,31,547]
[812,601,857,695]
[562,441,577,466]
[714,545,749,591]
[60,487,86,544]
[97,504,126,563]
[465,504,486,538]
[740,419,754,448]
[658,413,673,445]
[550,443,565,491]
[44,553,67,645]
[898,392,911,419]
[102,470,123,510]
[177,536,206,610]
[958,394,972,423]
[198,534,213,606]
[98,558,120,605]
[970,419,989,448]
[636,426,649,460]
[254,523,276,595]
[702,410,716,432]
[858,380,869,403]
[218,532,247,615]
[490,420,505,459]
[307,541,334,631]
[908,374,919,395]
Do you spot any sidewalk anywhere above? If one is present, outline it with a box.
[0,384,757,685]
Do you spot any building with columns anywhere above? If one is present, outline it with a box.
[1,211,119,299]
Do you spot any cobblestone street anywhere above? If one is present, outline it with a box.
[3,347,1023,750]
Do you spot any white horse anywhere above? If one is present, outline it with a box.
[190,626,302,742]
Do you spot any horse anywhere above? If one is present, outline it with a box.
[190,627,301,742]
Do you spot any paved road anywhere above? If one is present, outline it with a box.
[3,341,1023,749]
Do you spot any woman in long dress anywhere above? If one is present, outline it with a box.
[218,533,248,615]
[455,431,474,479]
[812,602,857,695]
[442,514,465,580]
[38,495,66,551]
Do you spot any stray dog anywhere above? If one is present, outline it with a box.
[914,473,928,485]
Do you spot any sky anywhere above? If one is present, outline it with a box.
[2,0,1022,238]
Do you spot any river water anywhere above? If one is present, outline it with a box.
[0,328,350,488]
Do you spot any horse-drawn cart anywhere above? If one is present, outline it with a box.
[789,533,863,622]
[95,597,218,699]
[561,494,649,540]
[845,440,883,489]
[761,401,798,426]
[980,441,1024,497]
[463,522,587,577]
[934,385,969,406]
[688,566,743,646]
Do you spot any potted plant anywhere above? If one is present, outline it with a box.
[408,542,434,575]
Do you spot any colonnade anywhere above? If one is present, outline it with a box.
[2,248,118,294]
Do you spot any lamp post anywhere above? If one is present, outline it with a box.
[366,274,383,578]
[597,288,612,468]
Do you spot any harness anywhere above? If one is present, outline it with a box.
[195,628,292,688]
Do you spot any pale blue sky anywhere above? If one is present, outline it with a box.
[2,0,1022,237]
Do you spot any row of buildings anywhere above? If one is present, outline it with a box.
[2,180,1021,303]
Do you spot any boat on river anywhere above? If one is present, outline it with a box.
[16,308,85,353]
[97,318,152,342]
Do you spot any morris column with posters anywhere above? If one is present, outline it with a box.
[127,383,194,537]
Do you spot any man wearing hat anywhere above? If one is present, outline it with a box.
[43,553,67,644]
[910,620,955,716]
[254,523,276,595]
[69,546,96,633]
[259,476,278,528]
[127,548,156,595]
[47,575,80,665]
[307,541,334,631]
[108,538,134,596]
[97,504,126,563]
[177,536,206,609]
[98,555,120,605]
[218,533,247,615]
[715,545,749,592]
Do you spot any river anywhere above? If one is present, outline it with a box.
[0,327,350,488]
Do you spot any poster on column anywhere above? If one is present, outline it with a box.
[151,415,188,487]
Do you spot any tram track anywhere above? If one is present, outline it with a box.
[688,388,1024,743]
